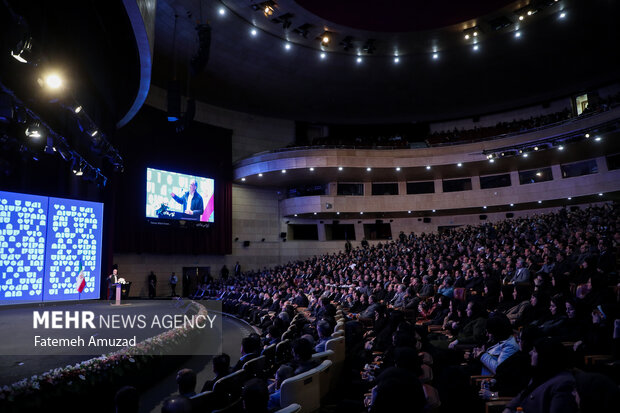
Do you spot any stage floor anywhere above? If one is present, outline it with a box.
[0,300,253,387]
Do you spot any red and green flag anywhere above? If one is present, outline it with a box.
[76,261,86,293]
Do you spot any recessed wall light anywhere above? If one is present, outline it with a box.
[338,167,343,171]
[241,177,246,181]
[395,167,401,171]
[426,165,431,170]
[366,167,372,171]
[309,167,314,171]
[258,173,263,177]
[281,169,286,173]
[457,163,463,167]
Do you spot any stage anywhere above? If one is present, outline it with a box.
[0,300,254,391]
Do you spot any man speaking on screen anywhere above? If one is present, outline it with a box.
[170,179,204,217]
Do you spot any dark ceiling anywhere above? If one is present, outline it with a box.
[294,0,515,32]
[150,0,620,124]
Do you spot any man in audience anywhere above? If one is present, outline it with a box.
[267,365,295,411]
[114,386,139,413]
[242,378,270,413]
[201,353,231,392]
[161,396,193,413]
[290,338,320,375]
[176,368,197,398]
[233,335,262,371]
[314,320,332,353]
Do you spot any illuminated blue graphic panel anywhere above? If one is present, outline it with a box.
[0,192,48,303]
[0,191,103,304]
[43,197,103,301]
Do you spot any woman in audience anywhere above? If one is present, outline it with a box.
[503,337,577,413]
[448,301,488,349]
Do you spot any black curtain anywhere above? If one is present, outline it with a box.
[111,104,233,255]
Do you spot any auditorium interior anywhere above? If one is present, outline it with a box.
[1,0,620,412]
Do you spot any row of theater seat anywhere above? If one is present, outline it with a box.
[189,310,346,412]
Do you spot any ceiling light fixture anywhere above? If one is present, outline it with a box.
[320,52,326,59]
[309,167,314,171]
[338,167,343,171]
[432,53,439,60]
[258,173,263,177]
[356,56,362,64]
[281,169,286,173]
[241,177,246,181]
[457,163,462,167]
[250,28,257,36]
[426,165,431,170]
[394,57,400,63]
[366,167,371,171]
[395,167,401,171]
[595,136,602,141]
[218,7,226,16]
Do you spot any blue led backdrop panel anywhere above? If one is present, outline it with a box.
[0,191,48,303]
[42,197,103,301]
[0,191,103,304]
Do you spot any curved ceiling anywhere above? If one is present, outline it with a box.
[294,0,515,32]
[151,0,620,123]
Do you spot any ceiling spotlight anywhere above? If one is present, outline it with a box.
[473,44,479,51]
[598,193,603,196]
[534,146,539,151]
[558,145,564,150]
[432,53,439,60]
[426,165,431,170]
[90,130,98,137]
[25,123,44,139]
[519,15,524,21]
[360,212,364,215]
[527,10,533,16]
[241,177,246,181]
[338,166,343,171]
[523,153,529,158]
[567,197,572,200]
[284,43,291,50]
[251,28,257,36]
[464,34,470,40]
[366,167,371,171]
[457,163,462,167]
[263,5,274,17]
[258,173,263,177]
[322,35,330,44]
[218,7,226,16]
[510,203,514,207]
[356,56,362,64]
[489,158,495,163]
[559,12,566,19]
[595,136,602,141]
[536,172,542,177]
[309,167,314,171]
[281,169,286,173]
[44,73,63,90]
[394,57,400,63]
[432,209,436,213]
[320,52,326,59]
[395,167,401,171]
[76,166,84,177]
[294,214,297,217]
[515,31,521,38]
[407,210,411,214]
[74,105,83,114]
[585,133,590,138]
[336,212,340,215]
[313,212,317,215]
[473,31,478,37]
[483,206,487,209]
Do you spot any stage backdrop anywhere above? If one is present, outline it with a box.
[111,105,233,255]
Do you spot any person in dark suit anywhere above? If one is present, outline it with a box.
[170,179,204,218]
[107,268,119,300]
[201,353,231,392]
[232,335,261,371]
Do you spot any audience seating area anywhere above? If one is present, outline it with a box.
[149,202,619,413]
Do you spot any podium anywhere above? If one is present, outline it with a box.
[111,283,122,306]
